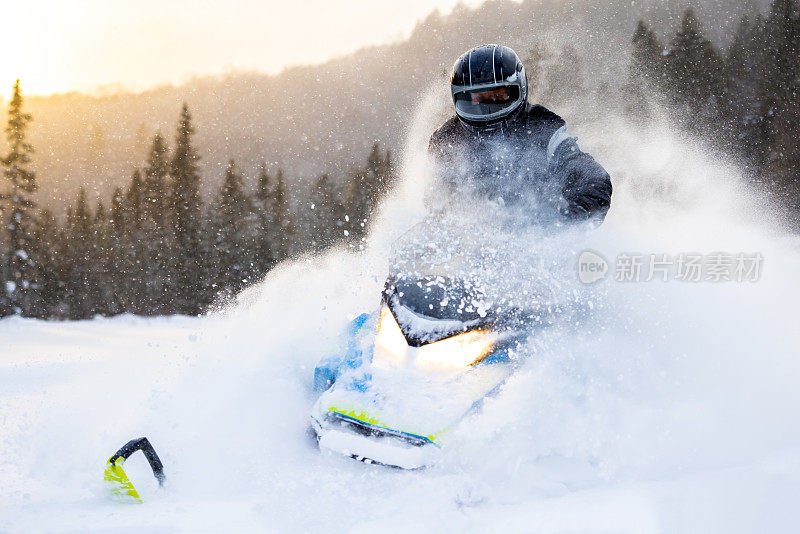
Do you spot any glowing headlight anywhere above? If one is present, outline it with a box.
[374,306,408,366]
[373,305,496,370]
[416,330,495,369]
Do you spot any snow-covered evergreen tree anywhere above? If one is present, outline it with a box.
[141,132,172,313]
[210,160,259,297]
[309,173,345,250]
[1,80,38,316]
[624,20,665,120]
[64,188,96,319]
[92,199,117,316]
[143,133,170,227]
[344,142,393,245]
[271,168,295,262]
[170,103,207,314]
[758,0,800,196]
[664,9,725,130]
[720,16,763,151]
[28,209,62,318]
[540,45,585,106]
[253,163,277,275]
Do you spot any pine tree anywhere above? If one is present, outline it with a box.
[757,0,800,184]
[121,170,146,313]
[134,123,149,161]
[110,187,125,234]
[143,132,170,226]
[74,189,91,235]
[141,132,172,313]
[540,45,585,105]
[271,168,295,261]
[95,200,106,227]
[721,16,763,151]
[256,163,272,207]
[92,199,117,316]
[344,167,369,243]
[665,8,725,129]
[125,170,145,230]
[344,143,394,244]
[309,173,345,250]
[65,188,95,319]
[631,20,665,86]
[522,43,549,99]
[210,160,257,296]
[28,209,62,318]
[1,80,38,316]
[253,163,276,275]
[108,187,129,313]
[169,103,206,314]
[624,20,665,119]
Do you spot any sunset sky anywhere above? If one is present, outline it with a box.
[3,0,491,97]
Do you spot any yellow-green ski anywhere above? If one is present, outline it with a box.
[104,457,142,502]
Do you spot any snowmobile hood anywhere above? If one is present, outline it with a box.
[382,274,495,347]
[382,273,537,347]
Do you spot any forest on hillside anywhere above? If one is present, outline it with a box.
[1,0,799,319]
[1,90,394,318]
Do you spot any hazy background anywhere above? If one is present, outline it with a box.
[3,0,769,212]
[3,0,492,95]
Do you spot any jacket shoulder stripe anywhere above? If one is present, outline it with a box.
[547,125,572,164]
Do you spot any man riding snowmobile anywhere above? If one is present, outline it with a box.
[307,45,611,470]
[428,44,612,225]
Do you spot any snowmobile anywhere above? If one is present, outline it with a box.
[310,219,565,469]
[101,220,575,499]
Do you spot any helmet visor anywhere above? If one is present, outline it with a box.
[453,85,521,120]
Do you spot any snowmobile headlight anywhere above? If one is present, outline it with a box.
[416,330,495,369]
[374,305,408,366]
[373,305,496,370]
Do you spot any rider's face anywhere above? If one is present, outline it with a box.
[470,87,511,105]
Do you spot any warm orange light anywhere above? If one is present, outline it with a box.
[374,306,408,367]
[3,0,491,96]
[373,306,496,370]
[415,329,495,369]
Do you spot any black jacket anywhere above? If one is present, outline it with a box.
[428,104,612,224]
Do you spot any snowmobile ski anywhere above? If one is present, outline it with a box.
[103,437,165,503]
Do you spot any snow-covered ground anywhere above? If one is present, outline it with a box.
[3,103,800,532]
[1,247,799,533]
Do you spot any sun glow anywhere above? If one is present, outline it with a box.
[2,0,490,97]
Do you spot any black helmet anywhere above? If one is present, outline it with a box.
[451,44,527,129]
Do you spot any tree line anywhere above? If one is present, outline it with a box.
[3,0,799,319]
[625,0,800,209]
[0,82,394,319]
